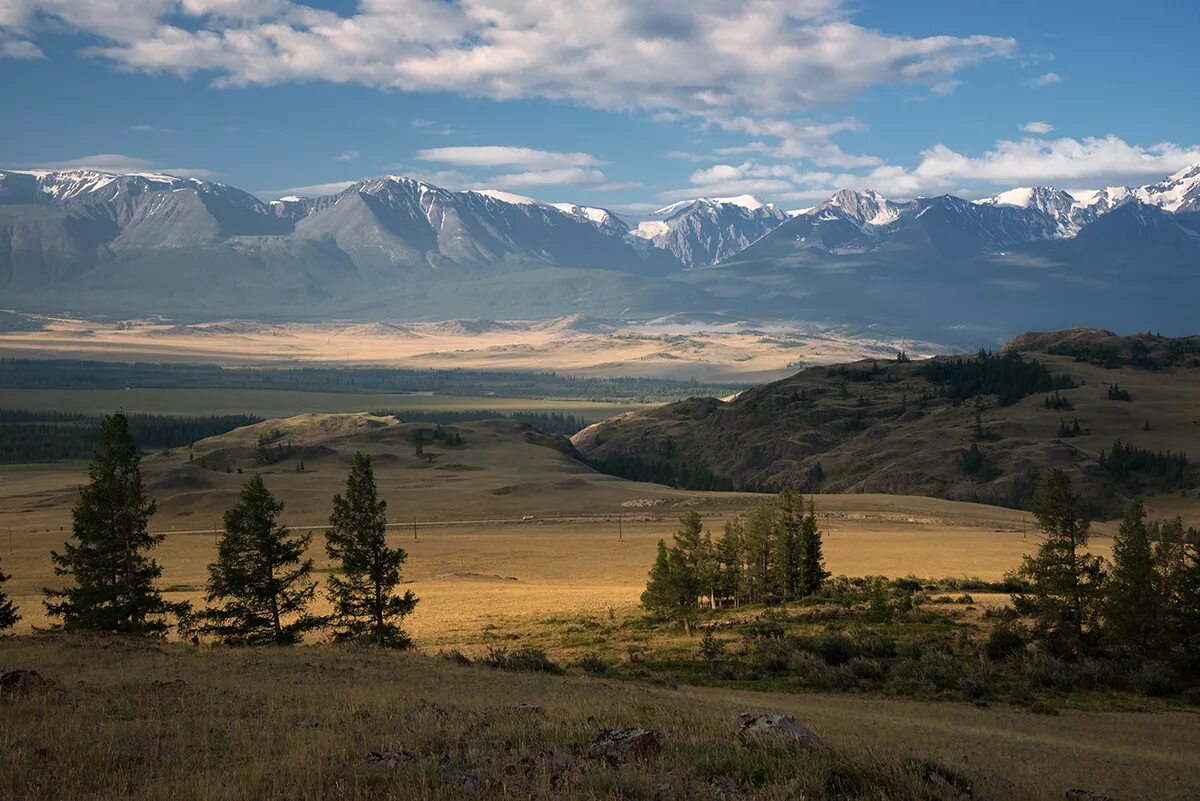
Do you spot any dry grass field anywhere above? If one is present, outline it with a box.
[0,314,948,382]
[0,414,1116,650]
[2,636,1198,801]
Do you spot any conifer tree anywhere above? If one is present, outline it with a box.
[773,490,803,602]
[1155,518,1200,671]
[670,510,706,608]
[44,411,181,634]
[1103,498,1162,654]
[742,501,781,604]
[1012,469,1106,657]
[202,476,322,645]
[0,558,19,630]
[641,539,697,634]
[798,499,828,596]
[325,453,417,648]
[714,518,745,607]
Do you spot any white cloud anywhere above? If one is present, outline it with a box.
[333,150,358,161]
[261,179,356,198]
[411,119,456,135]
[930,79,963,96]
[23,153,217,177]
[0,38,44,59]
[1019,121,1054,134]
[477,167,611,188]
[1030,72,1062,87]
[6,1,1015,123]
[416,146,606,170]
[862,135,1200,198]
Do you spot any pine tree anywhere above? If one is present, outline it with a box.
[1102,498,1162,654]
[1155,518,1200,671]
[0,558,19,630]
[798,499,828,596]
[1012,469,1106,658]
[202,476,322,645]
[773,490,804,602]
[44,411,181,634]
[641,539,697,634]
[325,453,417,648]
[714,518,745,607]
[742,500,781,604]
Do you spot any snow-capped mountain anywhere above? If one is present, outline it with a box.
[1132,162,1200,214]
[1,162,1197,330]
[820,189,905,227]
[627,195,787,267]
[975,186,1084,237]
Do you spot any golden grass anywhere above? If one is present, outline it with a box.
[0,415,1114,648]
[2,636,1197,801]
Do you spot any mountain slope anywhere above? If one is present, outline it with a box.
[572,332,1200,515]
[628,195,787,267]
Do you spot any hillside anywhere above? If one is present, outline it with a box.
[572,330,1200,516]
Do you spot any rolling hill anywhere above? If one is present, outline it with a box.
[571,329,1200,516]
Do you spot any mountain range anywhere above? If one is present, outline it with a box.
[1,163,1197,341]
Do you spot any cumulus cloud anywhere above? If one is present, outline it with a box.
[6,0,1014,122]
[1020,121,1054,134]
[0,38,44,59]
[659,134,1200,204]
[862,135,1200,198]
[1030,72,1062,87]
[22,153,217,177]
[333,150,359,161]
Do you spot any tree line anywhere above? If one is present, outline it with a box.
[0,409,262,463]
[0,412,415,647]
[921,349,1076,407]
[1011,469,1200,672]
[642,491,828,633]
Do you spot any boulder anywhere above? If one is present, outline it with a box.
[587,728,663,764]
[737,713,824,750]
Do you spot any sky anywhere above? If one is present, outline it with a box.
[1,0,1197,214]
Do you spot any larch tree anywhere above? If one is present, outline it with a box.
[1155,518,1200,671]
[641,539,698,634]
[798,498,828,596]
[1102,498,1162,654]
[325,453,417,648]
[43,411,182,634]
[1012,469,1105,658]
[202,475,322,645]
[773,490,804,602]
[0,558,19,631]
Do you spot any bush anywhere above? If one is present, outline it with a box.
[477,647,564,674]
[985,626,1027,660]
[578,653,608,675]
[1129,661,1176,697]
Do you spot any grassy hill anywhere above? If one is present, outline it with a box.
[572,330,1200,516]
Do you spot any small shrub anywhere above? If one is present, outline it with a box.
[1129,661,1176,697]
[578,653,608,675]
[985,626,1027,660]
[477,647,563,674]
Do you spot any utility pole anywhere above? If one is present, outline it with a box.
[618,513,623,542]
[413,516,418,542]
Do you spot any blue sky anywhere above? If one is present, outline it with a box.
[1,0,1196,213]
